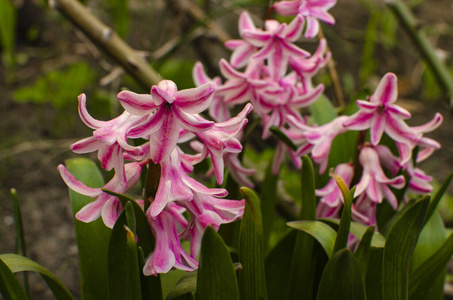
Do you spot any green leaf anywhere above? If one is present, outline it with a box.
[287,156,317,299]
[138,247,163,300]
[354,225,376,275]
[382,196,430,300]
[264,230,297,300]
[196,226,239,300]
[310,94,337,126]
[260,158,279,250]
[365,247,383,300]
[331,172,353,253]
[0,257,28,300]
[321,218,385,248]
[287,220,336,258]
[166,271,197,300]
[409,211,446,300]
[425,172,453,224]
[238,187,267,300]
[317,249,366,300]
[108,203,141,300]
[102,189,155,256]
[0,254,75,300]
[65,158,111,300]
[409,230,453,300]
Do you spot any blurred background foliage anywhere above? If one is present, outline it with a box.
[0,0,453,298]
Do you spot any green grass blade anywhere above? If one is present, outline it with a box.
[10,188,29,296]
[196,226,239,300]
[317,249,366,300]
[0,257,28,300]
[287,220,336,258]
[108,203,141,300]
[238,187,267,300]
[0,254,75,299]
[382,196,430,300]
[65,158,111,300]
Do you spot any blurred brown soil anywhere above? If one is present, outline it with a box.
[0,0,452,299]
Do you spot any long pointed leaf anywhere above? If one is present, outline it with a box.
[108,203,141,300]
[10,188,29,296]
[317,249,366,300]
[65,158,111,300]
[102,189,155,256]
[321,218,385,248]
[425,172,453,224]
[0,257,27,300]
[382,196,430,300]
[287,156,317,299]
[196,226,239,300]
[286,220,336,258]
[138,247,163,300]
[0,254,75,300]
[260,159,279,251]
[409,230,453,299]
[354,225,375,275]
[238,187,267,300]
[264,230,297,300]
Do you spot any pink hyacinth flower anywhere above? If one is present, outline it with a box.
[273,0,337,38]
[195,103,253,185]
[143,209,198,276]
[217,58,267,105]
[288,115,349,173]
[117,80,215,164]
[354,147,405,210]
[343,73,421,164]
[181,190,245,258]
[71,94,147,187]
[241,15,309,80]
[224,11,259,68]
[58,161,145,228]
[316,163,354,218]
[192,61,231,122]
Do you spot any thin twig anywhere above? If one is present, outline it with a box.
[0,139,75,160]
[386,0,453,106]
[49,0,161,90]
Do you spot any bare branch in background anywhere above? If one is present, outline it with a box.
[49,0,161,90]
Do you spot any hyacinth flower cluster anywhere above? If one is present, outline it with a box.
[191,2,442,230]
[58,80,253,276]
